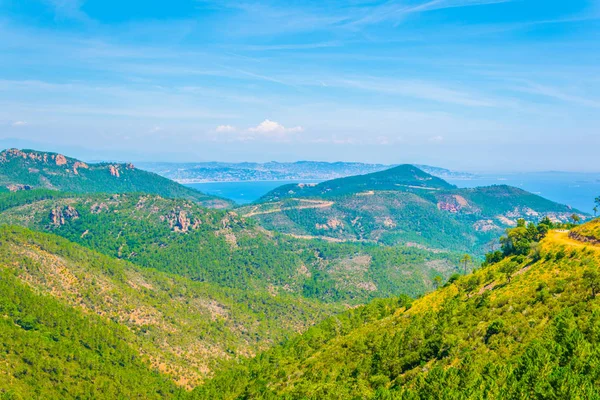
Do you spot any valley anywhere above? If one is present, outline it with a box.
[3,2,598,397]
[0,148,597,399]
[195,219,600,399]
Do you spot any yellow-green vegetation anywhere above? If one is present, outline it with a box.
[194,222,600,399]
[0,148,232,208]
[570,218,600,244]
[0,265,179,399]
[0,191,461,304]
[0,226,343,391]
[246,165,586,254]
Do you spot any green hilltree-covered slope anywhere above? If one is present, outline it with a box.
[0,265,179,399]
[243,165,585,254]
[259,164,456,200]
[0,191,462,305]
[194,220,600,399]
[0,225,344,391]
[0,148,232,208]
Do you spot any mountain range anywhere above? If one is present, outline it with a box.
[137,160,476,183]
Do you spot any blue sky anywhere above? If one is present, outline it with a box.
[0,0,599,170]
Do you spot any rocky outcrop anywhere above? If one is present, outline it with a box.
[0,149,71,166]
[55,154,67,166]
[90,202,109,214]
[108,165,120,177]
[381,216,396,228]
[569,231,600,246]
[176,211,191,232]
[73,161,89,174]
[437,201,461,213]
[162,210,200,232]
[316,218,344,230]
[126,163,135,170]
[437,195,474,214]
[49,205,79,226]
[6,184,33,192]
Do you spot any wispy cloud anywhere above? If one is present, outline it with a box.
[11,121,28,127]
[328,77,499,107]
[215,124,236,133]
[511,81,600,109]
[347,0,514,28]
[241,41,342,51]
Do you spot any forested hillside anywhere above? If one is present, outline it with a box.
[0,191,461,304]
[0,267,181,399]
[195,219,600,399]
[0,149,232,208]
[244,165,585,254]
[260,165,456,199]
[0,226,344,392]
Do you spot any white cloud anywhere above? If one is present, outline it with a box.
[11,121,28,127]
[247,119,303,139]
[215,125,237,133]
[428,135,444,143]
[211,120,304,142]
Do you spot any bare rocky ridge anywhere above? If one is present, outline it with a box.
[0,148,233,208]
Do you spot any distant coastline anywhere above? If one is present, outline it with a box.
[179,179,324,184]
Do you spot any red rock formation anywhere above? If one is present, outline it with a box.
[73,161,89,175]
[109,165,120,177]
[176,211,191,232]
[164,209,198,232]
[437,202,460,213]
[55,154,68,166]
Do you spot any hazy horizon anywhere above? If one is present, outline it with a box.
[2,136,600,175]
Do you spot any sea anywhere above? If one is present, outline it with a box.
[185,172,600,213]
[444,172,600,214]
[185,180,322,205]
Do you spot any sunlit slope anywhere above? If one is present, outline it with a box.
[570,218,600,244]
[0,148,232,208]
[0,248,179,398]
[0,226,343,390]
[195,225,600,399]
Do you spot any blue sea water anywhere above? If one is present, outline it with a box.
[186,173,600,213]
[185,180,322,205]
[445,172,600,214]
